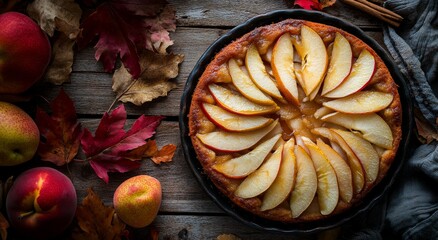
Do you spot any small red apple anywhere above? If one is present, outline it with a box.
[113,175,162,228]
[6,167,77,239]
[0,12,51,94]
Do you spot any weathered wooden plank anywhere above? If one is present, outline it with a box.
[169,0,384,28]
[42,28,384,117]
[133,215,320,240]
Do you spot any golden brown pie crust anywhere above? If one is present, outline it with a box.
[188,19,402,223]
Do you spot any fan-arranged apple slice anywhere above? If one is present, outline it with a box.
[324,49,376,98]
[261,138,296,211]
[331,129,380,183]
[271,33,299,104]
[317,139,353,203]
[300,25,328,96]
[196,120,278,152]
[302,137,339,215]
[234,144,284,199]
[323,91,393,114]
[321,112,393,149]
[314,106,334,119]
[290,145,318,218]
[228,58,275,105]
[312,128,365,194]
[201,103,273,132]
[213,134,281,178]
[208,83,279,115]
[321,32,353,96]
[245,45,285,101]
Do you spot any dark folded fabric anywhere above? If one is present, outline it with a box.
[340,0,438,239]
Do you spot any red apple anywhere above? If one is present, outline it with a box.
[113,175,162,228]
[5,167,77,239]
[0,12,51,94]
[0,101,39,166]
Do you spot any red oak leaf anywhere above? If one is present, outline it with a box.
[77,0,175,78]
[293,0,336,10]
[81,104,163,183]
[36,89,82,166]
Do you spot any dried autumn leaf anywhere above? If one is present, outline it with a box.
[72,188,127,240]
[293,0,336,10]
[414,109,438,144]
[151,144,176,164]
[0,212,8,240]
[216,234,242,240]
[112,50,184,105]
[77,0,176,79]
[81,104,163,183]
[36,89,82,166]
[27,0,82,85]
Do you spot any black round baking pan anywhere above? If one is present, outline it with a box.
[179,9,413,234]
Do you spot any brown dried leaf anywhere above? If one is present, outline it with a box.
[216,234,242,240]
[45,33,76,84]
[71,188,127,240]
[27,0,82,37]
[151,144,176,164]
[112,50,184,106]
[0,212,8,240]
[27,0,82,85]
[415,115,438,144]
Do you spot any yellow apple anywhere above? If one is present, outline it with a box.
[113,175,162,228]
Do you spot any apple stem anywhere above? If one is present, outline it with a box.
[18,210,35,219]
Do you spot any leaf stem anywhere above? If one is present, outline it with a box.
[107,78,138,113]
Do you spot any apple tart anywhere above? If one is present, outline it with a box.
[188,19,402,223]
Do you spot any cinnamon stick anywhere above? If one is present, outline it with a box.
[340,0,403,27]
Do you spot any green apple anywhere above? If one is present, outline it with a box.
[113,175,162,228]
[0,12,51,94]
[0,101,39,166]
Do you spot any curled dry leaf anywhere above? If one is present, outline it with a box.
[71,188,127,240]
[77,0,176,78]
[0,212,8,240]
[151,144,176,164]
[35,89,82,166]
[293,0,336,10]
[27,0,82,84]
[216,234,242,240]
[112,50,184,105]
[414,109,438,144]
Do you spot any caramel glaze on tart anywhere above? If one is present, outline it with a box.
[188,19,402,223]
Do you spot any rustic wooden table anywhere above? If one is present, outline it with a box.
[34,0,389,239]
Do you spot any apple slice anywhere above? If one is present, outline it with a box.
[314,106,334,119]
[312,128,365,194]
[201,103,273,132]
[196,120,278,152]
[321,33,353,96]
[290,145,318,218]
[228,58,275,105]
[321,112,393,149]
[208,83,279,115]
[213,134,281,178]
[271,33,299,104]
[245,45,285,101]
[302,137,339,215]
[300,25,328,96]
[261,138,296,211]
[331,129,380,183]
[324,49,375,98]
[235,144,284,198]
[317,139,353,203]
[323,91,394,114]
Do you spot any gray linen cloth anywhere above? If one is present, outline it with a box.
[340,0,438,239]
